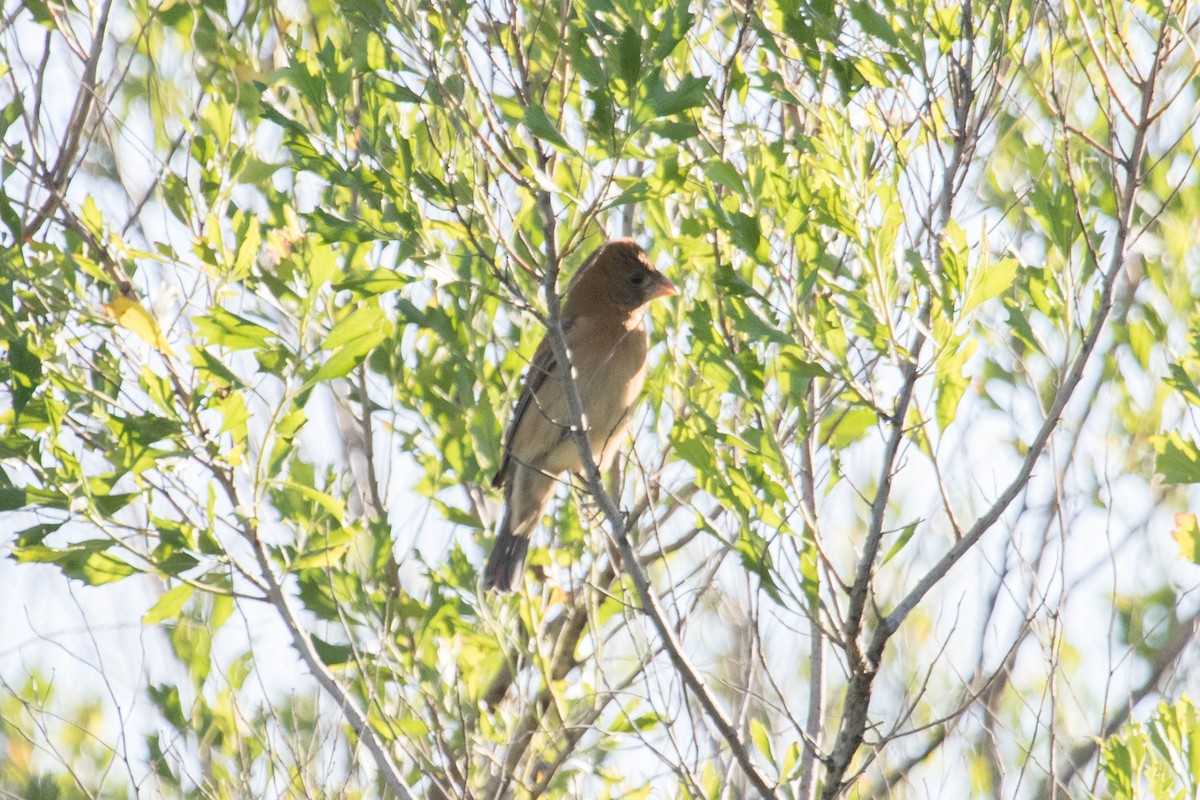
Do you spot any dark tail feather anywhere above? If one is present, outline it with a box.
[483,526,529,594]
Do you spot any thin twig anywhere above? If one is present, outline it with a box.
[529,144,778,796]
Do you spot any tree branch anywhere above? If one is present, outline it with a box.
[529,150,777,796]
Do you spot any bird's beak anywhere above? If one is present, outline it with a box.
[649,275,679,299]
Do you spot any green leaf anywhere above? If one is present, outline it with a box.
[193,308,274,351]
[212,390,249,440]
[1171,513,1200,564]
[728,212,764,259]
[1101,738,1135,799]
[143,583,195,624]
[14,522,62,547]
[822,406,877,448]
[188,346,244,387]
[308,209,381,243]
[312,635,352,668]
[704,160,744,194]
[935,338,976,430]
[323,303,386,351]
[750,718,774,762]
[350,29,387,70]
[7,335,42,416]
[1004,298,1042,354]
[1151,433,1200,484]
[617,26,642,89]
[274,477,347,520]
[0,485,69,511]
[652,3,694,61]
[305,304,387,387]
[1126,320,1154,370]
[940,219,969,299]
[334,269,411,295]
[647,75,708,117]
[234,157,284,186]
[882,521,920,565]
[302,304,386,388]
[0,98,21,139]
[377,77,423,104]
[0,188,22,241]
[963,257,1018,316]
[850,2,900,47]
[233,216,261,279]
[71,551,141,585]
[781,741,803,782]
[523,105,575,154]
[733,529,784,605]
[852,57,892,89]
[779,348,828,378]
[94,492,138,516]
[211,594,234,630]
[156,549,200,576]
[292,527,355,570]
[1166,363,1200,406]
[726,298,789,344]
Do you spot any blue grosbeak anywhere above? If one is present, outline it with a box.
[484,239,678,593]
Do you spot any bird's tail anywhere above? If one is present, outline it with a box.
[484,466,556,593]
[483,516,529,594]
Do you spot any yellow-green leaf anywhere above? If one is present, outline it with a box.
[143,583,195,624]
[104,294,175,356]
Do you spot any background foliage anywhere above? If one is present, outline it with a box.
[3,0,1200,797]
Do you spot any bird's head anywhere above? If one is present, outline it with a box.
[565,238,678,316]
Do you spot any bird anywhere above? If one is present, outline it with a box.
[484,239,678,593]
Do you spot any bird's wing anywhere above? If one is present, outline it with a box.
[492,319,573,488]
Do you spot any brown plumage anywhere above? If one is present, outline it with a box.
[484,239,678,593]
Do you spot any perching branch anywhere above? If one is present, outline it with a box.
[529,144,778,797]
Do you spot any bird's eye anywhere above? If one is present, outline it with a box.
[630,273,646,286]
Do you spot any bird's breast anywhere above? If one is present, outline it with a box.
[573,320,649,448]
[515,317,650,477]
